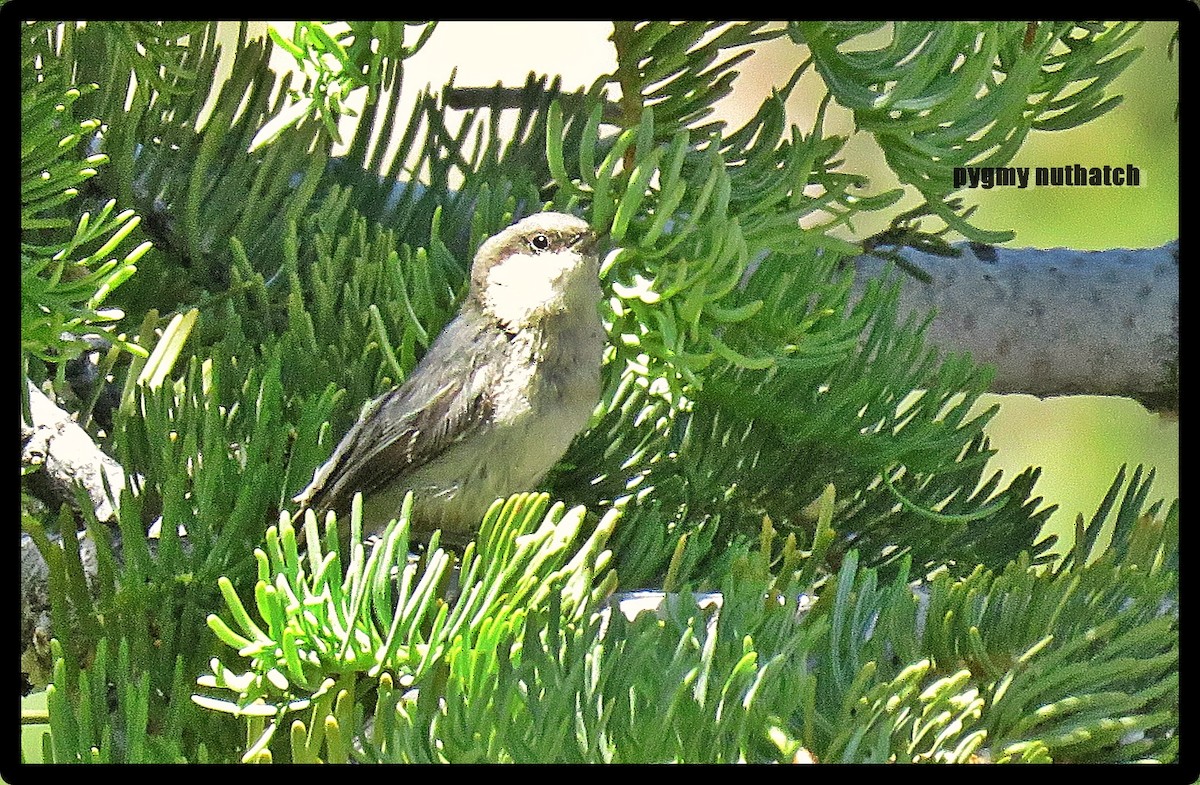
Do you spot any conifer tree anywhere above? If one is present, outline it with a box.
[19,21,1177,764]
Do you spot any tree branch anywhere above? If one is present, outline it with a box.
[22,379,126,523]
[852,241,1178,412]
[20,381,127,693]
[445,85,623,123]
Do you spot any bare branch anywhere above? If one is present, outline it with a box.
[444,85,623,123]
[852,241,1178,412]
[21,379,126,523]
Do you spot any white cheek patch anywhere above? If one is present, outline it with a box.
[484,251,577,326]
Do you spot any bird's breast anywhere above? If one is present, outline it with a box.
[402,307,604,536]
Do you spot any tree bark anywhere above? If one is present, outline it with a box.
[22,379,126,523]
[852,241,1178,413]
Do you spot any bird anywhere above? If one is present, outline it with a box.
[293,212,605,550]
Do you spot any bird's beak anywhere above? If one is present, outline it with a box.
[570,229,599,255]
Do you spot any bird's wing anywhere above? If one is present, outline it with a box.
[295,313,502,515]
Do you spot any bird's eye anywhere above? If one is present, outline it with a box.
[530,233,551,252]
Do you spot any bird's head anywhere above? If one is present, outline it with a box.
[468,212,600,330]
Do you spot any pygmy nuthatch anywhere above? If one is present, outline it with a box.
[294,212,604,546]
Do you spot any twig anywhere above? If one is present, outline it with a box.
[444,85,622,123]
